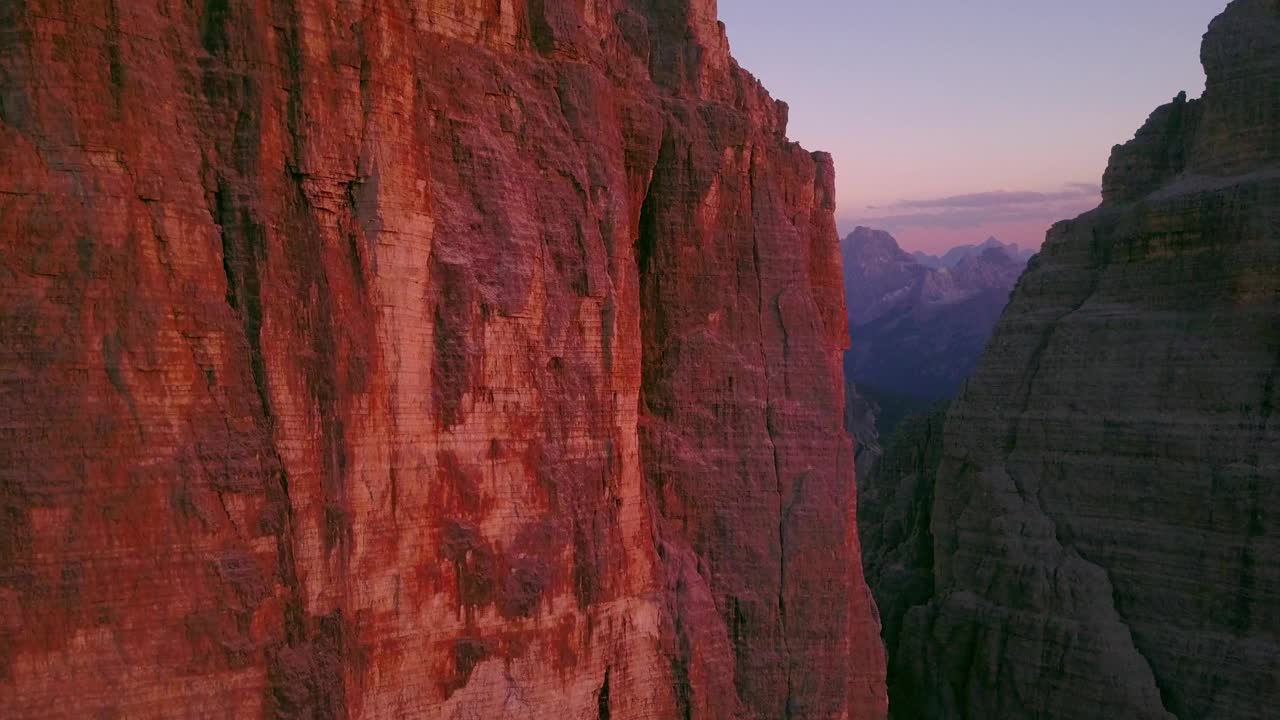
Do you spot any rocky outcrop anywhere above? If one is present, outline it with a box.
[844,382,883,473]
[865,1,1280,717]
[841,228,1023,436]
[0,1,885,718]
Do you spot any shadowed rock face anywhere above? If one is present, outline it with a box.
[855,404,946,677]
[864,1,1280,718]
[0,1,885,718]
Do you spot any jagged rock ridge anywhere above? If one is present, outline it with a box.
[911,236,1035,269]
[840,227,1024,438]
[862,1,1280,718]
[0,1,886,717]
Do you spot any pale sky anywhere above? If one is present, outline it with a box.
[718,1,1226,253]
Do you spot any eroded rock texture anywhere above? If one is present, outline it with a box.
[0,1,885,717]
[865,1,1279,717]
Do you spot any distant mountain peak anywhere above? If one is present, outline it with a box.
[843,227,917,271]
[846,226,907,252]
[904,236,1035,269]
[966,244,1018,266]
[841,226,1026,329]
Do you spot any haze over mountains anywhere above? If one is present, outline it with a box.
[841,227,1029,438]
[910,236,1036,269]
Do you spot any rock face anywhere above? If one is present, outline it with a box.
[841,227,1023,436]
[855,404,947,696]
[0,1,885,718]
[844,383,883,473]
[865,1,1280,717]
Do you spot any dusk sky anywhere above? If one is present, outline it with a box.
[719,1,1227,253]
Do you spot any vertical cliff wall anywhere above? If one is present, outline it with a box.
[864,1,1279,717]
[0,1,885,717]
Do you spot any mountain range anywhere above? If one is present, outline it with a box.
[910,236,1036,269]
[841,227,1029,437]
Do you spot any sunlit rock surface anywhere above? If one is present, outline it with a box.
[0,1,886,717]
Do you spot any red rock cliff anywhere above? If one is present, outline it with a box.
[0,0,886,717]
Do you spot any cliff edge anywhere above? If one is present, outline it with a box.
[0,1,885,717]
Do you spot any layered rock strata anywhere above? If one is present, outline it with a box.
[864,1,1280,717]
[0,1,885,717]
